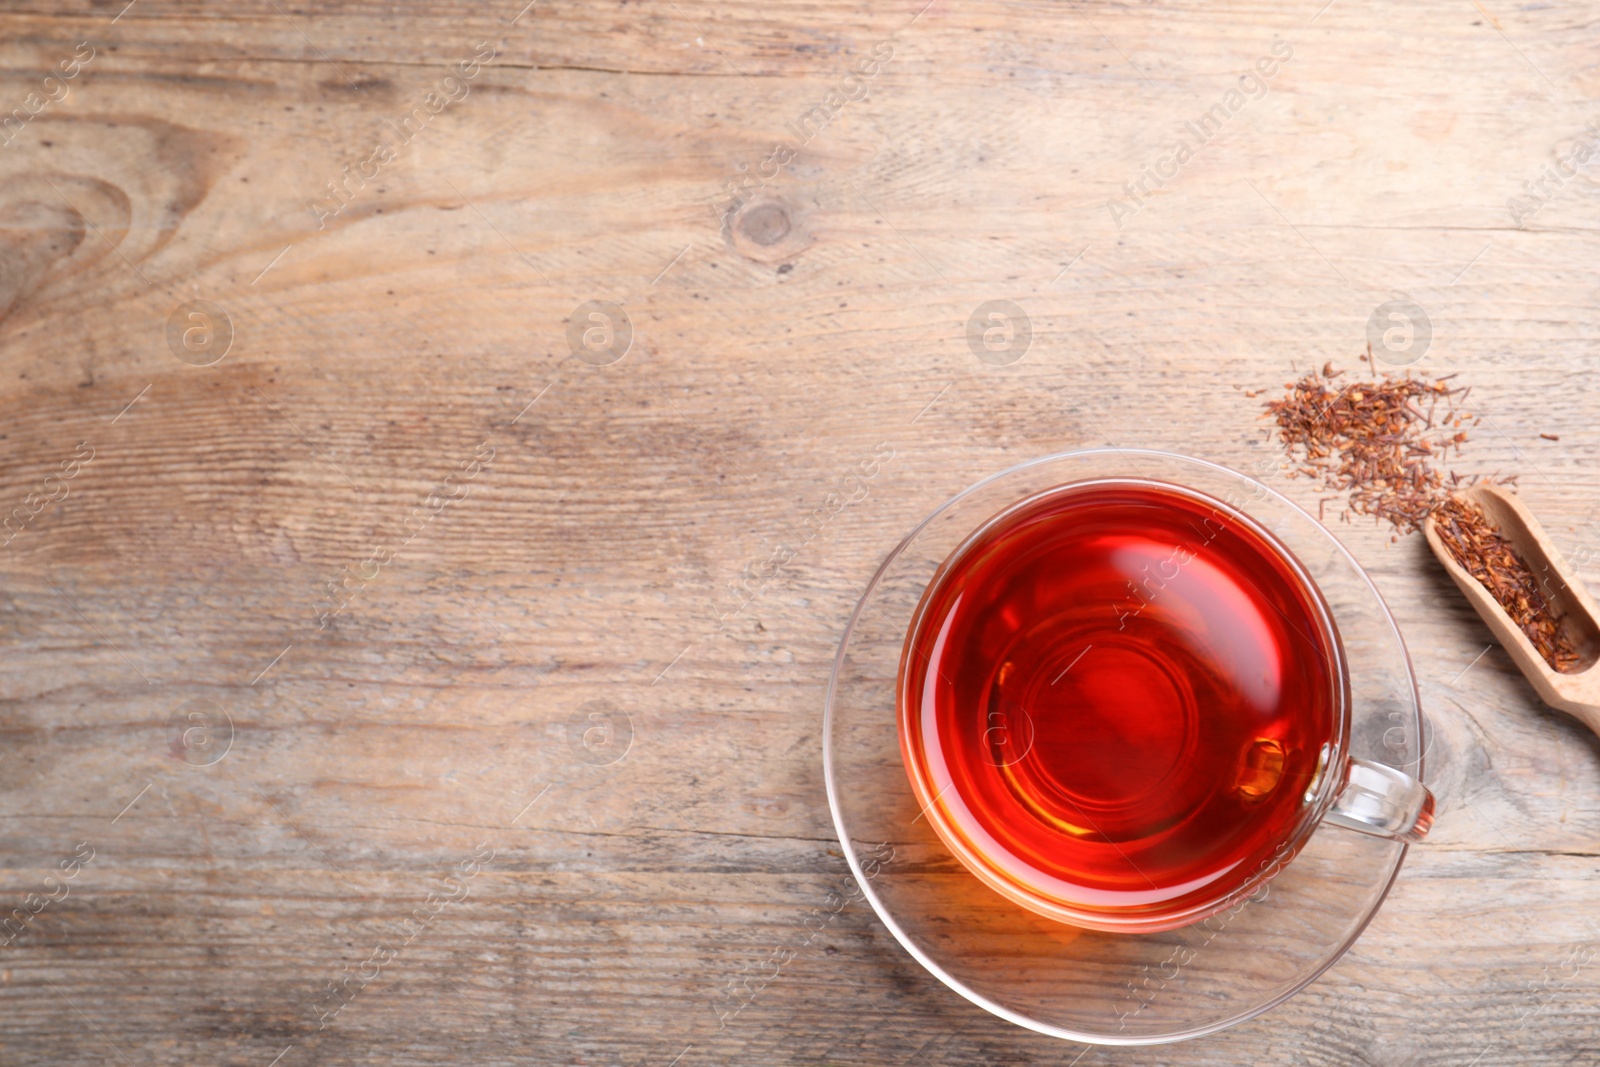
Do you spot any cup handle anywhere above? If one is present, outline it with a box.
[1322,757,1435,843]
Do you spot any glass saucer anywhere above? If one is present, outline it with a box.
[823,449,1425,1045]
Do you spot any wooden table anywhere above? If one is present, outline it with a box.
[1,1,1597,1063]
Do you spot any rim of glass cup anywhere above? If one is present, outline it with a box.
[821,447,1419,1045]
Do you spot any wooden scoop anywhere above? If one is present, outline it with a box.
[1423,484,1600,734]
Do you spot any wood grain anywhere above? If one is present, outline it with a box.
[1,0,1599,1064]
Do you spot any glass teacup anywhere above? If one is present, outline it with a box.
[897,475,1433,934]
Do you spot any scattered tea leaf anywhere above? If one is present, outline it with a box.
[1262,362,1487,535]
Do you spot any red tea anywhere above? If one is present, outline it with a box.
[899,479,1345,930]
